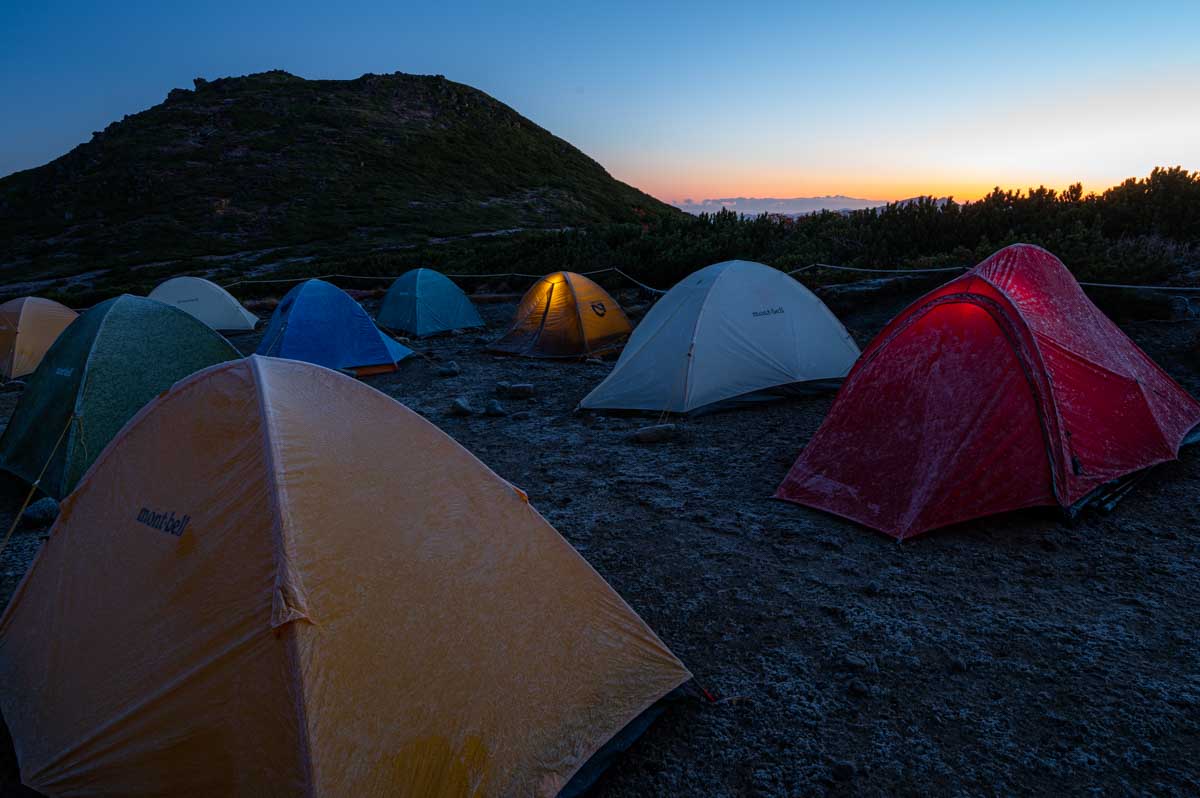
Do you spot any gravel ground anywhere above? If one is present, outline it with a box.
[1,286,1198,797]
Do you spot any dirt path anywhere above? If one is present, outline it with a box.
[2,288,1198,797]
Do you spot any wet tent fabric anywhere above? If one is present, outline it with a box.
[776,243,1200,540]
[0,295,240,500]
[489,271,632,358]
[0,297,77,380]
[148,276,259,331]
[580,260,860,413]
[0,356,692,797]
[256,279,413,374]
[377,268,484,336]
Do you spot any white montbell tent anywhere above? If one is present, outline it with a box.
[580,260,860,413]
[149,276,259,331]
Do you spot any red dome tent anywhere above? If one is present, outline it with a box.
[776,244,1200,540]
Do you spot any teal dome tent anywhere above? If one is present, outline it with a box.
[0,295,241,499]
[377,268,483,337]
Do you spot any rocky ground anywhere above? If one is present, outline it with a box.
[1,285,1199,797]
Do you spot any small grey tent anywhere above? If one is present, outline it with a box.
[580,260,859,413]
[149,277,259,331]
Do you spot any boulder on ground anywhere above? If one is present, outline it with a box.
[21,497,59,528]
[497,382,535,398]
[447,397,473,416]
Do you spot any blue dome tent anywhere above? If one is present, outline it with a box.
[257,279,413,375]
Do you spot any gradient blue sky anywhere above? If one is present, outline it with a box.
[3,1,1199,202]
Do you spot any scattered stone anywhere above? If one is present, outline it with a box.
[21,497,59,528]
[511,410,533,420]
[627,424,679,444]
[861,580,882,596]
[1,380,25,394]
[585,357,605,366]
[847,679,869,697]
[815,534,843,551]
[831,761,857,782]
[447,397,474,416]
[842,653,870,672]
[499,382,535,398]
[436,361,461,377]
[950,657,969,673]
[484,399,507,417]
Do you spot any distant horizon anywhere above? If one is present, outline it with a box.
[667,176,1163,213]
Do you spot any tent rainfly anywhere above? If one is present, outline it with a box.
[776,243,1200,540]
[149,276,259,331]
[0,295,241,499]
[377,268,484,337]
[256,279,413,375]
[0,297,78,380]
[580,260,860,413]
[0,356,692,797]
[489,271,631,358]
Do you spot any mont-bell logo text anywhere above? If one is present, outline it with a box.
[136,508,192,537]
[752,307,785,317]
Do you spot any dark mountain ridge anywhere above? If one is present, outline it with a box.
[0,70,678,274]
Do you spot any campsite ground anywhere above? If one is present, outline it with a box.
[1,285,1198,797]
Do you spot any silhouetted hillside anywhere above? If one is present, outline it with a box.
[0,70,678,273]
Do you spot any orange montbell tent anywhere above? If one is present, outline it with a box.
[0,297,77,380]
[0,356,691,797]
[489,271,632,358]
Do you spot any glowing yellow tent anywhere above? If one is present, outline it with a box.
[0,297,77,380]
[489,271,632,358]
[0,356,690,797]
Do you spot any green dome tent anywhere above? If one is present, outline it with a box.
[0,295,241,499]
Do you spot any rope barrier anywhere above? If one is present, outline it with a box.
[221,266,669,294]
[219,263,1200,297]
[611,268,668,294]
[1078,281,1200,293]
[787,263,1200,294]
[788,263,968,275]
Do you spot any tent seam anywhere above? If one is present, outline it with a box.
[976,274,1073,502]
[565,273,590,356]
[502,275,553,354]
[250,357,317,798]
[580,271,715,410]
[65,296,120,492]
[681,265,731,410]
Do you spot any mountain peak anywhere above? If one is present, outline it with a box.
[0,71,676,271]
